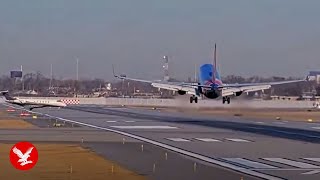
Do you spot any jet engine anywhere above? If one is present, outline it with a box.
[177,90,187,95]
[234,91,243,96]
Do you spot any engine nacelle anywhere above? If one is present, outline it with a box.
[234,91,243,96]
[177,90,187,95]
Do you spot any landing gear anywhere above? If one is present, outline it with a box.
[222,96,231,104]
[190,95,198,103]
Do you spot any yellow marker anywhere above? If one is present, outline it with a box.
[308,119,313,122]
[32,115,37,119]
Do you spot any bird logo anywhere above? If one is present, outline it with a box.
[10,142,38,170]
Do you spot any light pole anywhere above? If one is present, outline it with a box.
[76,58,79,81]
[76,58,79,97]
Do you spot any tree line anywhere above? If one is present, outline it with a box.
[0,72,318,97]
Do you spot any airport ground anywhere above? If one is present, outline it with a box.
[154,106,320,122]
[0,104,258,180]
[1,102,320,180]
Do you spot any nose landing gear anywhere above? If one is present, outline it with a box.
[190,95,198,103]
[222,96,231,104]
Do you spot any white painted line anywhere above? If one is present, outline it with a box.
[303,158,320,163]
[125,120,135,123]
[225,138,251,142]
[311,127,320,130]
[194,138,221,142]
[110,125,178,129]
[273,122,285,125]
[223,158,278,169]
[256,122,265,124]
[301,170,320,175]
[263,158,320,169]
[2,103,283,180]
[166,138,190,142]
[106,120,117,123]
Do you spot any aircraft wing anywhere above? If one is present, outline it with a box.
[222,79,307,88]
[114,74,153,83]
[222,85,271,96]
[151,83,197,95]
[114,74,197,95]
[221,79,306,97]
[114,67,307,98]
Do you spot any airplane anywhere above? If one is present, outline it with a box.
[113,44,308,104]
[0,91,67,110]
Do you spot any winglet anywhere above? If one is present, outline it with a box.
[112,64,117,77]
[112,65,126,79]
[306,75,311,81]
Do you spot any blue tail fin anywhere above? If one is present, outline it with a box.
[199,44,222,86]
[199,64,222,86]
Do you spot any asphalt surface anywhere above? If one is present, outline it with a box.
[0,104,259,180]
[3,103,320,180]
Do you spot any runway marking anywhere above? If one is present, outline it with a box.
[125,120,135,123]
[223,158,278,169]
[311,127,320,130]
[166,138,190,142]
[225,138,251,142]
[263,158,320,169]
[301,170,320,175]
[106,120,117,123]
[2,103,284,180]
[110,125,178,129]
[194,138,221,142]
[273,122,286,125]
[303,158,320,163]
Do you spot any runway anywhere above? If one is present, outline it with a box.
[4,104,320,180]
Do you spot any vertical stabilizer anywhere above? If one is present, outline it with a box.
[0,91,16,100]
[212,43,217,82]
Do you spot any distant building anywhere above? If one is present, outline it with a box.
[106,83,112,91]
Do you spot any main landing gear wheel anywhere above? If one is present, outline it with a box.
[190,96,198,103]
[222,97,231,104]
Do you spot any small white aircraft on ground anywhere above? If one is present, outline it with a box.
[0,91,67,110]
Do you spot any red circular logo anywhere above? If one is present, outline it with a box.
[9,142,38,170]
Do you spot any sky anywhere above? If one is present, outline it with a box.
[0,0,320,80]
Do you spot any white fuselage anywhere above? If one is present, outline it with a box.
[6,98,67,108]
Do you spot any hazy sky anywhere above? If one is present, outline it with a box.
[0,0,320,80]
